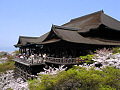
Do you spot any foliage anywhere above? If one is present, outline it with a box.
[14,50,19,56]
[0,55,15,73]
[113,47,120,54]
[6,88,13,90]
[80,54,93,60]
[80,54,94,64]
[28,66,120,90]
[99,85,116,90]
[0,61,15,73]
[7,55,14,61]
[0,51,8,58]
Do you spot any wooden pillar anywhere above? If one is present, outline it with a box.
[21,48,22,54]
[30,48,32,55]
[25,71,28,80]
[29,47,30,56]
[49,49,51,57]
[55,48,59,58]
[22,48,24,54]
[25,66,28,80]
[25,47,26,54]
[23,47,25,53]
[83,46,86,56]
[23,48,24,53]
[73,49,76,58]
[63,48,67,57]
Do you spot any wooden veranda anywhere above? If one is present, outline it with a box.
[13,57,84,66]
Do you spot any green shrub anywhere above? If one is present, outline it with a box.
[28,66,120,90]
[80,54,93,60]
[80,54,94,64]
[6,88,13,90]
[0,61,15,73]
[113,47,120,54]
[99,85,116,90]
[0,55,15,73]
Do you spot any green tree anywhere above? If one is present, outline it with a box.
[28,66,120,90]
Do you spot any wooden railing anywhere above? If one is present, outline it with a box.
[46,57,84,64]
[14,57,84,65]
[14,57,45,65]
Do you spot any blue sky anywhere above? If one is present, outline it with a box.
[0,0,120,51]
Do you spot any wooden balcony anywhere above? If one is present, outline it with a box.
[13,57,84,66]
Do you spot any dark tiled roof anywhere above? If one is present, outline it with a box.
[14,10,120,47]
[62,10,120,33]
[34,32,50,43]
[40,25,120,45]
[14,36,39,47]
[52,28,120,45]
[53,25,80,31]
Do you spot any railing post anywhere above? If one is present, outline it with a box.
[60,58,61,63]
[63,57,65,63]
[31,58,33,64]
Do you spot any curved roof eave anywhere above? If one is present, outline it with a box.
[53,28,120,46]
[33,32,50,43]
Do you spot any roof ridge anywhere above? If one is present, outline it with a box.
[52,25,80,31]
[70,10,103,22]
[62,10,104,26]
[19,36,39,38]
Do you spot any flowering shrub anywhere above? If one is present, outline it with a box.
[38,65,67,75]
[0,70,28,90]
[78,47,120,70]
[28,65,67,90]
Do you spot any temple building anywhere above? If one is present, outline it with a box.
[14,10,120,58]
[13,10,120,80]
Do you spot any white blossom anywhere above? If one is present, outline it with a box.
[0,70,28,90]
[78,48,120,70]
[38,65,67,75]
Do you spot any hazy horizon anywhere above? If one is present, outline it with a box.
[0,46,18,52]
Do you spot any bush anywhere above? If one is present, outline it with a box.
[28,66,120,90]
[0,55,15,73]
[113,47,120,54]
[0,61,15,73]
[80,54,94,64]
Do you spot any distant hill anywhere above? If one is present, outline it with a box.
[0,51,8,56]
[0,46,18,53]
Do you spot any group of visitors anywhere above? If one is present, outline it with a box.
[15,53,26,60]
[16,52,47,63]
[15,51,75,64]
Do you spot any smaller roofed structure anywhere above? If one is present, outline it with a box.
[14,36,39,47]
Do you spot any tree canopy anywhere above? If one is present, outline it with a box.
[28,66,120,90]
